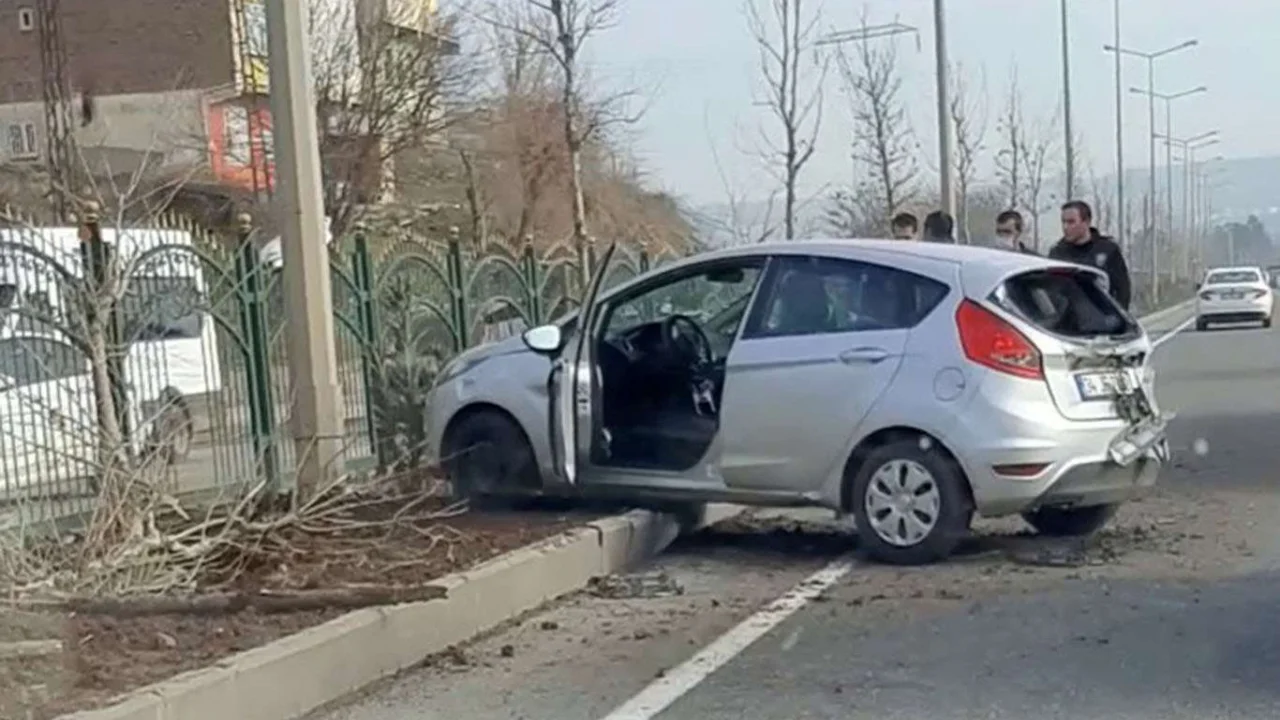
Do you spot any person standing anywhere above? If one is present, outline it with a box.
[922,211,956,243]
[1049,200,1131,310]
[995,210,1036,254]
[891,212,918,240]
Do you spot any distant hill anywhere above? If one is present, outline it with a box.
[684,154,1280,246]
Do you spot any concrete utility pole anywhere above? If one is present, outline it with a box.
[264,0,345,498]
[1060,0,1074,200]
[1111,0,1125,253]
[933,0,955,218]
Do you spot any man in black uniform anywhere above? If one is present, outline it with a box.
[1048,200,1132,310]
[922,210,956,243]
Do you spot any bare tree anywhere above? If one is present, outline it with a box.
[993,69,1025,213]
[1084,155,1115,232]
[949,61,988,243]
[829,25,919,235]
[475,3,562,243]
[707,123,781,245]
[483,0,637,275]
[1018,105,1061,249]
[310,2,476,237]
[745,0,828,239]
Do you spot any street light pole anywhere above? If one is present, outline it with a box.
[933,0,955,218]
[1111,0,1124,253]
[1060,0,1074,199]
[1103,39,1197,307]
[264,0,345,498]
[1156,130,1218,278]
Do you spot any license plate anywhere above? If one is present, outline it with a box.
[1222,291,1243,299]
[1074,371,1134,400]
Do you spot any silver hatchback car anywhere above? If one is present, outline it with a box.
[427,240,1170,564]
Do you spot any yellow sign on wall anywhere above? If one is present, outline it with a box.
[235,0,269,93]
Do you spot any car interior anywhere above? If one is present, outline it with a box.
[593,262,763,471]
[589,254,946,472]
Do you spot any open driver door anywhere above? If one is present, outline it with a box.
[547,244,617,486]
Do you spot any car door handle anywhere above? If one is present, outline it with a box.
[839,347,892,364]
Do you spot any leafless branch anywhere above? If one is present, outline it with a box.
[949,61,988,243]
[1018,102,1062,249]
[994,68,1025,214]
[828,18,919,235]
[310,3,480,237]
[745,0,829,239]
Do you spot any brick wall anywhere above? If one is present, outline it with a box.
[0,0,236,103]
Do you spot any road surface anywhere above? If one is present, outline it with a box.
[314,305,1280,720]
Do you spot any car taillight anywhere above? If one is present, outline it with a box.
[955,299,1043,379]
[1249,289,1268,299]
[1199,291,1214,301]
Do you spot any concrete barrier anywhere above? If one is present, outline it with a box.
[59,504,744,720]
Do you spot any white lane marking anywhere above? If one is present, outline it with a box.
[598,558,855,720]
[1150,315,1196,350]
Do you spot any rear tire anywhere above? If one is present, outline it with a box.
[1195,317,1209,331]
[1263,317,1272,329]
[1022,503,1117,537]
[441,410,541,503]
[848,437,973,566]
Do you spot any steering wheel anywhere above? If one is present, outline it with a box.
[659,314,714,370]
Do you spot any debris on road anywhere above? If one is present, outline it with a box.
[0,472,592,719]
[589,571,684,599]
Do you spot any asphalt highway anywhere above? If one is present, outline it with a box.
[315,303,1280,720]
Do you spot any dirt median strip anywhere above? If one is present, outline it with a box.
[54,503,744,720]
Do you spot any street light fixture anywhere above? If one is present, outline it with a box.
[1131,85,1208,273]
[1160,131,1219,277]
[821,1,955,224]
[1103,38,1198,304]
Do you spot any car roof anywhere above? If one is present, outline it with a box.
[650,238,1076,296]
[1205,265,1263,274]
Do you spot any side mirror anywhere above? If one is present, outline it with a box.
[522,324,563,354]
[1194,282,1201,290]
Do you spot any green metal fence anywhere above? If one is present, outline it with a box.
[0,205,676,532]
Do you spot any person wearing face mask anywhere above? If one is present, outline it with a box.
[994,209,1036,254]
[1048,200,1131,310]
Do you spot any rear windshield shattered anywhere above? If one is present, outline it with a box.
[996,269,1136,338]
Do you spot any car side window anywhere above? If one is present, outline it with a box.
[0,337,88,387]
[743,255,949,338]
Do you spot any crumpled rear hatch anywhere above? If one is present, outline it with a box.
[991,266,1153,421]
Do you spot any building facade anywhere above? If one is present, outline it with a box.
[0,0,438,199]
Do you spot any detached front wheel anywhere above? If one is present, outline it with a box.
[849,438,973,565]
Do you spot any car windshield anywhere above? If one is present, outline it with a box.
[1206,270,1260,284]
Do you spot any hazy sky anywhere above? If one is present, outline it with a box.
[581,0,1277,207]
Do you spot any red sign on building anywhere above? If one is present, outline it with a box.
[207,100,275,193]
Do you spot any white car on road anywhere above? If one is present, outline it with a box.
[427,240,1170,565]
[1195,266,1273,331]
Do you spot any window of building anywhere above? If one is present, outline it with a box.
[17,7,35,32]
[7,122,38,160]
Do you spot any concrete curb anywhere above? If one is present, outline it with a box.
[59,503,745,720]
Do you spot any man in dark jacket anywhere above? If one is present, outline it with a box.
[1048,200,1131,309]
[922,210,956,243]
